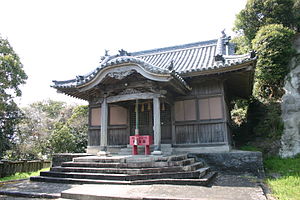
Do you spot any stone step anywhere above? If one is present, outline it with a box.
[51,161,204,174]
[39,167,210,181]
[167,154,188,161]
[30,153,217,187]
[30,176,131,185]
[198,171,218,185]
[61,162,121,168]
[132,169,216,186]
[30,172,216,186]
[182,161,205,171]
[118,144,174,156]
[51,166,183,174]
[72,156,125,163]
[73,154,188,163]
[132,173,217,186]
[61,158,195,169]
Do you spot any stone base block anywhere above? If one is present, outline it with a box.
[97,151,111,157]
[173,145,231,154]
[86,146,101,155]
[151,150,162,155]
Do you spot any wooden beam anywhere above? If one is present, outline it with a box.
[107,93,163,103]
[103,80,155,92]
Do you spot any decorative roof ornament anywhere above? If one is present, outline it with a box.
[215,29,226,63]
[168,60,174,71]
[105,49,109,56]
[76,75,84,81]
[100,49,110,61]
[250,50,256,58]
[221,29,226,38]
[118,49,131,56]
[214,54,225,62]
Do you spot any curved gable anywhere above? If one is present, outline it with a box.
[78,62,172,91]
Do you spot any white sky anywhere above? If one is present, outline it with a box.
[0,0,247,106]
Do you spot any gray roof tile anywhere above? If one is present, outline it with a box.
[52,34,256,89]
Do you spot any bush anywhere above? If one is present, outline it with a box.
[252,24,295,100]
[232,98,283,156]
[253,102,283,139]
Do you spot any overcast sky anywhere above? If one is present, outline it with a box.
[0,0,247,106]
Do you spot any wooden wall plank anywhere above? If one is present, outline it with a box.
[184,100,196,120]
[90,107,101,126]
[175,123,226,144]
[209,97,223,119]
[108,127,128,145]
[109,105,128,125]
[88,128,100,146]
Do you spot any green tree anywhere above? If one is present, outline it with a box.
[231,0,299,152]
[7,100,88,160]
[233,0,299,100]
[253,24,295,100]
[234,0,298,42]
[49,104,88,154]
[67,105,88,153]
[0,36,27,159]
[230,35,251,54]
[49,123,76,153]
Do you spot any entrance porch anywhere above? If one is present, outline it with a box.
[87,92,170,155]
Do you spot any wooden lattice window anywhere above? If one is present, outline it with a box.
[198,97,223,120]
[174,100,196,121]
[90,107,101,126]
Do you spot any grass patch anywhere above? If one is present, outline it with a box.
[238,145,262,152]
[264,155,300,200]
[0,168,50,182]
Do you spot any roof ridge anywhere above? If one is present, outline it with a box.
[131,39,218,56]
[135,43,217,57]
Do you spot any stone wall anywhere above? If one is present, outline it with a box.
[280,34,300,158]
[190,151,264,178]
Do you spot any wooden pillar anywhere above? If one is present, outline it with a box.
[135,99,139,135]
[171,103,176,145]
[152,97,162,155]
[98,97,109,156]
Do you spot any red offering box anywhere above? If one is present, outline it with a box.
[129,135,153,146]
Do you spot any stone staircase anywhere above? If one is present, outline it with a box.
[30,154,217,186]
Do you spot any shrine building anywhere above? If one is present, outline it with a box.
[52,32,256,155]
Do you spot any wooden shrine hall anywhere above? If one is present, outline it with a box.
[52,32,256,155]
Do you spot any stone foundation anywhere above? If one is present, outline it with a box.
[174,145,231,154]
[189,150,264,178]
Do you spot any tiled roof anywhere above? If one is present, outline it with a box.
[52,33,256,90]
[133,40,220,73]
[132,38,254,75]
[53,56,190,90]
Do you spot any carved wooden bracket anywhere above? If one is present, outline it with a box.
[106,69,135,80]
